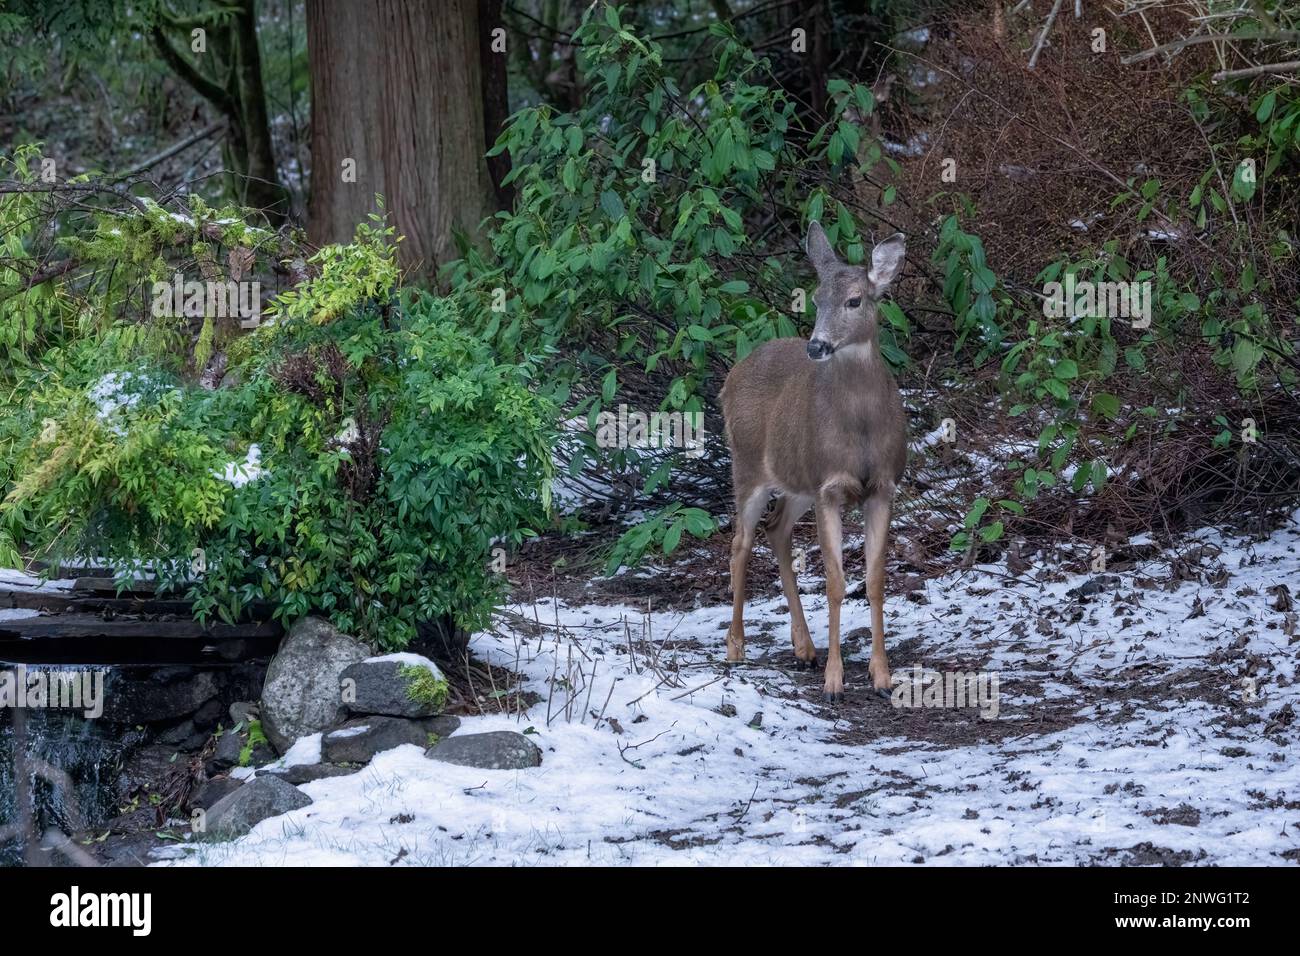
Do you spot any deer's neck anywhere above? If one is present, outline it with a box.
[822,337,885,388]
[813,337,897,437]
[830,340,879,367]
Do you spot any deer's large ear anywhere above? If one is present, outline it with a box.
[868,232,906,294]
[806,220,839,276]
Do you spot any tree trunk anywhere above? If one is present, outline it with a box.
[478,0,514,210]
[151,0,290,224]
[306,0,500,284]
[230,0,288,219]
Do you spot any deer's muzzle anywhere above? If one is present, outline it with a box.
[806,339,835,361]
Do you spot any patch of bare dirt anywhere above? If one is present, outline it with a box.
[1094,842,1209,867]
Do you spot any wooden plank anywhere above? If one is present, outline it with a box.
[71,577,156,595]
[0,634,282,666]
[1,588,80,613]
[0,584,277,620]
[0,612,280,642]
[1,589,189,615]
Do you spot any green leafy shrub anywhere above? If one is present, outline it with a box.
[450,4,903,568]
[188,293,554,649]
[935,199,1296,552]
[1,198,556,649]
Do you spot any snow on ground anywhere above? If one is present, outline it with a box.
[0,569,76,591]
[161,514,1300,866]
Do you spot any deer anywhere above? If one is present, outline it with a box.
[720,222,907,702]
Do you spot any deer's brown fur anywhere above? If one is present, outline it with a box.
[720,222,907,701]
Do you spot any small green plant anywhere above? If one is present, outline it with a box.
[602,503,714,576]
[933,211,1008,363]
[401,663,449,712]
[239,720,269,767]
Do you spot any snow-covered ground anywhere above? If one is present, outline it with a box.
[160,514,1300,866]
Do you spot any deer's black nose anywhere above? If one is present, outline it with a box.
[807,339,833,360]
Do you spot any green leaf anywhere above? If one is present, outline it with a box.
[715,227,736,256]
[600,190,626,221]
[735,331,753,361]
[663,521,683,556]
[1231,160,1257,203]
[1090,459,1108,493]
[682,508,714,536]
[807,193,825,224]
[1091,393,1121,420]
[1232,337,1263,381]
[1043,378,1070,401]
[964,497,990,528]
[1256,90,1277,122]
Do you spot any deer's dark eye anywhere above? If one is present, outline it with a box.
[846,297,862,309]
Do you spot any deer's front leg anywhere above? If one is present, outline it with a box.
[727,489,767,663]
[814,500,845,702]
[863,491,894,697]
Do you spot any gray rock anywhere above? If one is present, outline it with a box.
[102,668,219,724]
[205,724,275,776]
[263,762,362,785]
[260,617,370,753]
[179,730,210,752]
[341,656,449,718]
[420,715,461,741]
[192,699,224,731]
[190,776,243,811]
[320,716,430,764]
[425,731,542,770]
[99,662,266,728]
[206,730,243,774]
[229,700,258,725]
[201,775,311,841]
[157,719,197,746]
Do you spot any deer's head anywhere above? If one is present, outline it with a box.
[804,221,906,362]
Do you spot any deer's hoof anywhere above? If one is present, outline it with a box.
[794,656,818,671]
[823,690,844,703]
[874,687,892,701]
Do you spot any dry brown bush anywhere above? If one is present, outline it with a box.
[862,1,1300,567]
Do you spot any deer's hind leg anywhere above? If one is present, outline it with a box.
[814,499,846,702]
[765,493,815,668]
[727,483,769,663]
[862,489,895,697]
